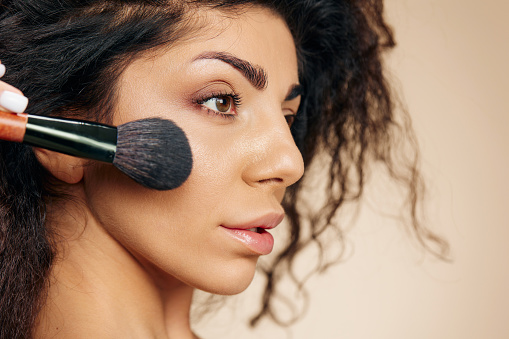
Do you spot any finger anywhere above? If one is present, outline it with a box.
[0,80,24,96]
[0,80,23,95]
[0,90,28,114]
[0,62,24,95]
[0,63,29,114]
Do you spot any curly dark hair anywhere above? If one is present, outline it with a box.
[0,0,448,337]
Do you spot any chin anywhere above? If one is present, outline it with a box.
[191,257,258,295]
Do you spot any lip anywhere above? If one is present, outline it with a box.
[220,213,285,255]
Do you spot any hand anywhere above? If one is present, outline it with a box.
[0,62,29,114]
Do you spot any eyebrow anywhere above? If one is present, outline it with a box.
[285,84,303,101]
[193,51,268,90]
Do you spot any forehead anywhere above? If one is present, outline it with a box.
[162,7,299,81]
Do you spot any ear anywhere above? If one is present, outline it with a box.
[34,148,85,184]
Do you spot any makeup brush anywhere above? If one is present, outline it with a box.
[0,111,193,190]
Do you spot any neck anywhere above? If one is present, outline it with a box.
[34,188,197,339]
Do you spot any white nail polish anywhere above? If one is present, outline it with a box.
[0,91,29,113]
[0,64,5,78]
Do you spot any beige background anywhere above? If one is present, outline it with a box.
[194,1,509,338]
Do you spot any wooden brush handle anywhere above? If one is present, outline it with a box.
[0,111,28,143]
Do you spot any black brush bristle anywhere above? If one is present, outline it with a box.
[113,118,192,190]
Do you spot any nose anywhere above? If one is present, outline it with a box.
[242,113,304,190]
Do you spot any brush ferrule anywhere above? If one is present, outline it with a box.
[24,115,117,163]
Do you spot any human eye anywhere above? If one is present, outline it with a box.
[195,92,242,118]
[284,113,296,127]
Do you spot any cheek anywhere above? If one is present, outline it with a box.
[182,122,246,201]
[82,164,193,246]
[80,140,256,294]
[81,123,238,224]
[82,159,215,241]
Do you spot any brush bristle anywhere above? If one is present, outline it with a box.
[113,118,192,190]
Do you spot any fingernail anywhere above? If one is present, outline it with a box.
[0,64,5,78]
[0,91,29,113]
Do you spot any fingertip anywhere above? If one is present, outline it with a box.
[0,91,28,113]
[0,64,6,78]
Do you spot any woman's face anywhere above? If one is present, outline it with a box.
[82,8,304,294]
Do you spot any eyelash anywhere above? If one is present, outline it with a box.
[194,91,242,119]
[193,91,297,128]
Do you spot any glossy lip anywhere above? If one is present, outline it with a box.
[222,212,285,231]
[220,212,285,255]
